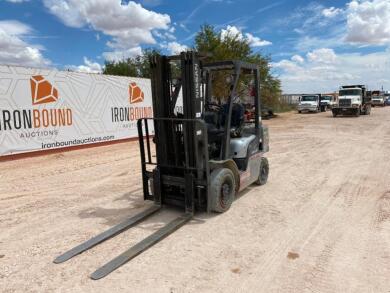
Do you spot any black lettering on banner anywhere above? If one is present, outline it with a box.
[13,111,22,129]
[23,110,32,129]
[3,110,11,130]
[114,108,119,122]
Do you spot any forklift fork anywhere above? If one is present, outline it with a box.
[53,204,161,264]
[54,205,193,279]
[90,212,192,280]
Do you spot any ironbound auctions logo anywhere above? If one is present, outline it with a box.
[111,82,152,122]
[0,75,73,131]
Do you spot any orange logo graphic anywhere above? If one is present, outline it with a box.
[30,75,59,105]
[129,82,144,104]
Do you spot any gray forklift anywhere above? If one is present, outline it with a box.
[54,52,269,279]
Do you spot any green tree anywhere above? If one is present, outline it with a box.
[102,25,284,111]
[103,48,160,78]
[194,25,282,109]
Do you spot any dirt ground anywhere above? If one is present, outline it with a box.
[1,107,390,293]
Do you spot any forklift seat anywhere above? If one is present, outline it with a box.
[220,103,245,137]
[203,111,224,141]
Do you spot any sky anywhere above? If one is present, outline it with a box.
[0,0,389,93]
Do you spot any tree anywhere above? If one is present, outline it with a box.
[103,48,160,78]
[194,25,282,109]
[102,25,283,110]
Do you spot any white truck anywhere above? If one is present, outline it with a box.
[320,94,337,110]
[332,85,371,117]
[297,94,326,113]
[371,90,385,107]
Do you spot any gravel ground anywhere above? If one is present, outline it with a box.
[1,108,389,293]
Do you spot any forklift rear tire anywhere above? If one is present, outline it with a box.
[210,168,236,213]
[255,157,269,185]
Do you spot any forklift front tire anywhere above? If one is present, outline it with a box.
[255,157,269,186]
[210,168,236,213]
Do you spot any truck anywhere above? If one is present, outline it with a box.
[320,94,338,110]
[332,85,371,117]
[297,94,326,113]
[385,92,390,106]
[371,90,386,107]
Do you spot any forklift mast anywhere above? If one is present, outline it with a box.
[140,52,210,213]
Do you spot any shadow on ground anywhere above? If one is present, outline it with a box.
[78,185,254,228]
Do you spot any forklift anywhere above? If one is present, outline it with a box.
[54,52,269,280]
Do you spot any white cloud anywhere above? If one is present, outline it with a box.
[162,42,188,55]
[291,54,304,63]
[220,25,272,47]
[322,7,343,18]
[156,31,176,41]
[345,0,390,44]
[273,59,301,72]
[43,0,171,59]
[283,3,345,33]
[220,25,243,40]
[245,33,272,47]
[67,57,102,73]
[0,20,50,67]
[4,0,29,3]
[306,48,337,64]
[0,20,32,35]
[102,47,143,62]
[274,48,390,93]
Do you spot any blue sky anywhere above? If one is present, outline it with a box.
[0,0,389,92]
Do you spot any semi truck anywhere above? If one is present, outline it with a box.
[297,94,326,113]
[332,85,371,117]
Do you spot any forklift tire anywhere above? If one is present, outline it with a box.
[210,168,236,213]
[255,157,269,186]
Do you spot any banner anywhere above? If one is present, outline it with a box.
[0,65,154,156]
